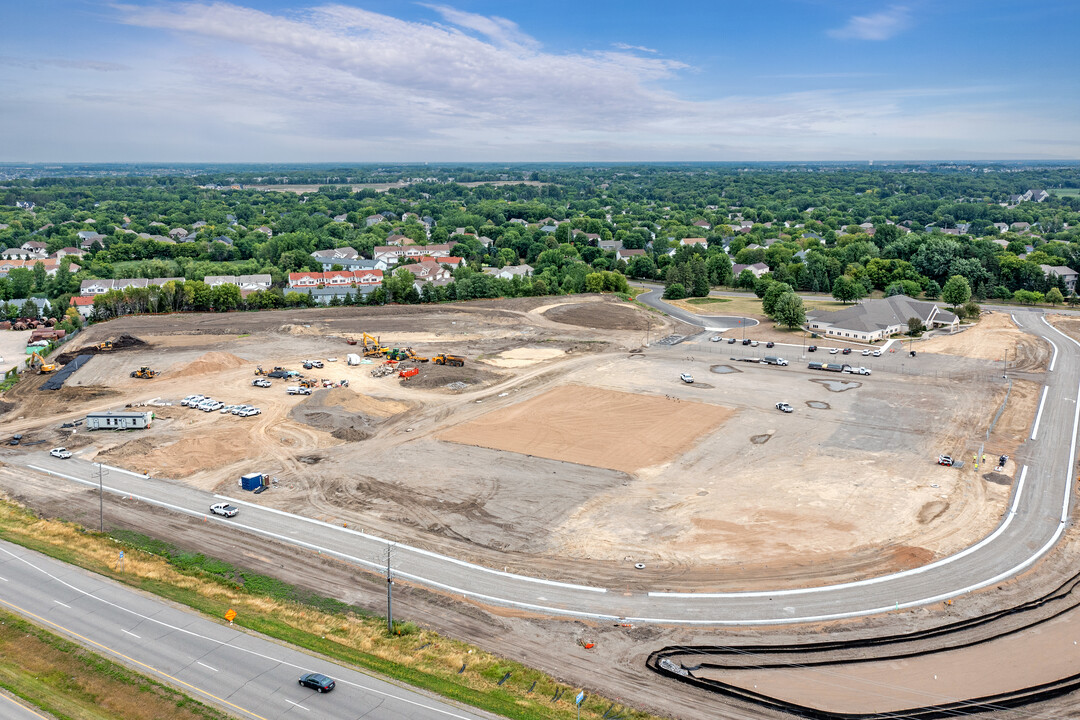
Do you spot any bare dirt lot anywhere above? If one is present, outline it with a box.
[919,311,1049,372]
[441,385,733,474]
[0,296,1037,588]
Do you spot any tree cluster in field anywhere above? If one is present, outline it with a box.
[0,163,1078,319]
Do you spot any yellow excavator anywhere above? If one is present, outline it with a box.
[27,351,57,374]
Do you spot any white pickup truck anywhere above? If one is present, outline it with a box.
[844,366,872,375]
[287,386,312,395]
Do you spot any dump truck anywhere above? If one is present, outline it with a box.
[432,354,465,367]
[130,366,158,379]
[399,367,420,379]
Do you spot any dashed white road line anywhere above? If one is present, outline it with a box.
[197,661,218,672]
[122,628,141,638]
[283,699,310,711]
[53,600,70,608]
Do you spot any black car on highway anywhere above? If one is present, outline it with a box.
[299,672,335,693]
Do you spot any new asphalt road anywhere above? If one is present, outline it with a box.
[0,538,492,720]
[7,306,1079,626]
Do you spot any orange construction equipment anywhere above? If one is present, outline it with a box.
[399,367,419,379]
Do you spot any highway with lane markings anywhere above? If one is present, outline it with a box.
[7,304,1079,626]
[0,539,492,720]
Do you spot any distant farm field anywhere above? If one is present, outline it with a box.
[1052,188,1080,197]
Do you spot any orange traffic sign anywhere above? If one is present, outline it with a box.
[224,608,237,623]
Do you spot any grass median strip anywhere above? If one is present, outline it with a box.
[0,607,230,720]
[0,497,657,720]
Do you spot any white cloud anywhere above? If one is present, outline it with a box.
[0,2,1074,161]
[612,42,658,54]
[828,6,911,41]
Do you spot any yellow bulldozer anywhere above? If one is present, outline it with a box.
[27,351,57,374]
[96,340,114,351]
[130,366,157,379]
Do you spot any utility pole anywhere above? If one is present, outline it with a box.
[95,462,108,532]
[385,542,394,635]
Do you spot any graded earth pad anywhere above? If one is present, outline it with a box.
[918,312,1049,371]
[168,351,249,377]
[439,385,733,474]
[483,347,567,368]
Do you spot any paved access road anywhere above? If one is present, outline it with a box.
[0,539,491,720]
[8,308,1078,627]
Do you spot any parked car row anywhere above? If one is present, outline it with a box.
[181,395,262,416]
[808,346,883,356]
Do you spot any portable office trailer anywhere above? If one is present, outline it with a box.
[86,411,153,430]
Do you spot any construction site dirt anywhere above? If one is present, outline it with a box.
[0,298,1065,719]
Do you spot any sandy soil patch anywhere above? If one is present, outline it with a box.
[168,351,248,378]
[482,347,567,368]
[919,312,1048,371]
[439,385,733,474]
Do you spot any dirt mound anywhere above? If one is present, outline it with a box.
[169,351,248,378]
[289,388,406,441]
[57,334,147,364]
[542,301,646,330]
[398,363,501,390]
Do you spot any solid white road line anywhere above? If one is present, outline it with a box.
[122,628,141,638]
[1046,337,1060,371]
[213,494,607,594]
[1031,386,1050,440]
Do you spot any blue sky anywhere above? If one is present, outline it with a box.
[1,0,1078,162]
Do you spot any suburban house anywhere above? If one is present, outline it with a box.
[203,274,273,291]
[679,237,707,248]
[287,270,383,288]
[692,220,712,230]
[364,215,384,227]
[168,228,188,240]
[598,240,623,252]
[615,248,645,263]
[993,223,1010,233]
[294,285,378,304]
[255,226,273,237]
[373,242,455,265]
[0,258,80,277]
[20,241,48,256]
[1041,265,1079,293]
[69,295,96,318]
[1011,222,1032,232]
[311,247,360,263]
[484,264,533,280]
[732,262,770,279]
[325,256,387,272]
[55,247,87,260]
[79,277,183,295]
[806,295,959,342]
[398,261,451,283]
